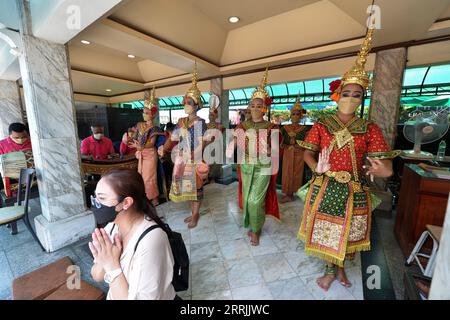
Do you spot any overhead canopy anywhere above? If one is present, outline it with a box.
[402,64,450,97]
[117,63,450,110]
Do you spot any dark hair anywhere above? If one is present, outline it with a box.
[165,122,176,132]
[101,169,168,231]
[91,124,104,129]
[9,123,27,134]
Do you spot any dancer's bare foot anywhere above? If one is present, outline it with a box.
[187,213,200,229]
[316,265,336,291]
[337,267,352,288]
[247,230,252,238]
[152,199,159,206]
[184,216,192,223]
[250,231,260,246]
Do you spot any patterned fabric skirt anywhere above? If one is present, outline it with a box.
[241,163,271,233]
[281,147,304,195]
[297,175,377,267]
[136,148,159,200]
[169,157,206,203]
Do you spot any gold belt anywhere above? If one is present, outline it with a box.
[325,170,352,184]
[319,171,365,193]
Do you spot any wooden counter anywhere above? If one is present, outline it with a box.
[81,155,138,175]
[395,164,450,256]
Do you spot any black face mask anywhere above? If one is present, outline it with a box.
[90,195,124,227]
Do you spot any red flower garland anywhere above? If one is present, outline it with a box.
[329,79,342,93]
[328,79,342,102]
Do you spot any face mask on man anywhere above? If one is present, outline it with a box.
[93,133,104,140]
[11,137,27,145]
[90,195,124,227]
[184,104,195,115]
[338,97,361,115]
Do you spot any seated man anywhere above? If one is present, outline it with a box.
[80,124,115,161]
[0,123,32,155]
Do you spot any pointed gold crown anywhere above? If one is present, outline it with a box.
[341,28,375,90]
[144,86,158,109]
[250,67,270,103]
[291,93,303,112]
[184,61,202,107]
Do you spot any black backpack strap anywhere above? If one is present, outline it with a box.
[134,225,161,253]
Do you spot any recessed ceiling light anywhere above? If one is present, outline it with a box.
[81,40,90,45]
[106,89,112,92]
[228,16,240,23]
[127,54,136,59]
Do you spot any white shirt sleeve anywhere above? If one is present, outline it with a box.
[127,228,175,300]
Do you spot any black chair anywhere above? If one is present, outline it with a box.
[0,168,45,251]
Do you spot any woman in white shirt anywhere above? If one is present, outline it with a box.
[88,169,177,300]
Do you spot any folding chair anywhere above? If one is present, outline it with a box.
[0,168,45,251]
[406,224,442,277]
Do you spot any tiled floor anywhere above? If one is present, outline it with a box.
[0,182,364,300]
[160,182,364,300]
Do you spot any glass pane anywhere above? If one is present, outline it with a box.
[287,82,305,96]
[159,98,168,107]
[304,79,323,94]
[243,87,257,99]
[403,67,428,86]
[168,97,179,105]
[201,92,211,105]
[159,110,170,125]
[171,109,186,124]
[270,83,287,97]
[197,108,209,121]
[229,89,246,100]
[423,64,450,85]
[173,96,183,105]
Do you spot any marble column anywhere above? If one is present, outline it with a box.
[16,0,94,252]
[210,77,229,129]
[368,48,407,206]
[210,77,232,184]
[369,47,406,148]
[0,80,23,139]
[145,88,160,127]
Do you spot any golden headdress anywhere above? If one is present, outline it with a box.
[250,67,272,107]
[144,86,158,114]
[291,94,304,113]
[184,61,202,107]
[341,28,374,90]
[329,28,375,101]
